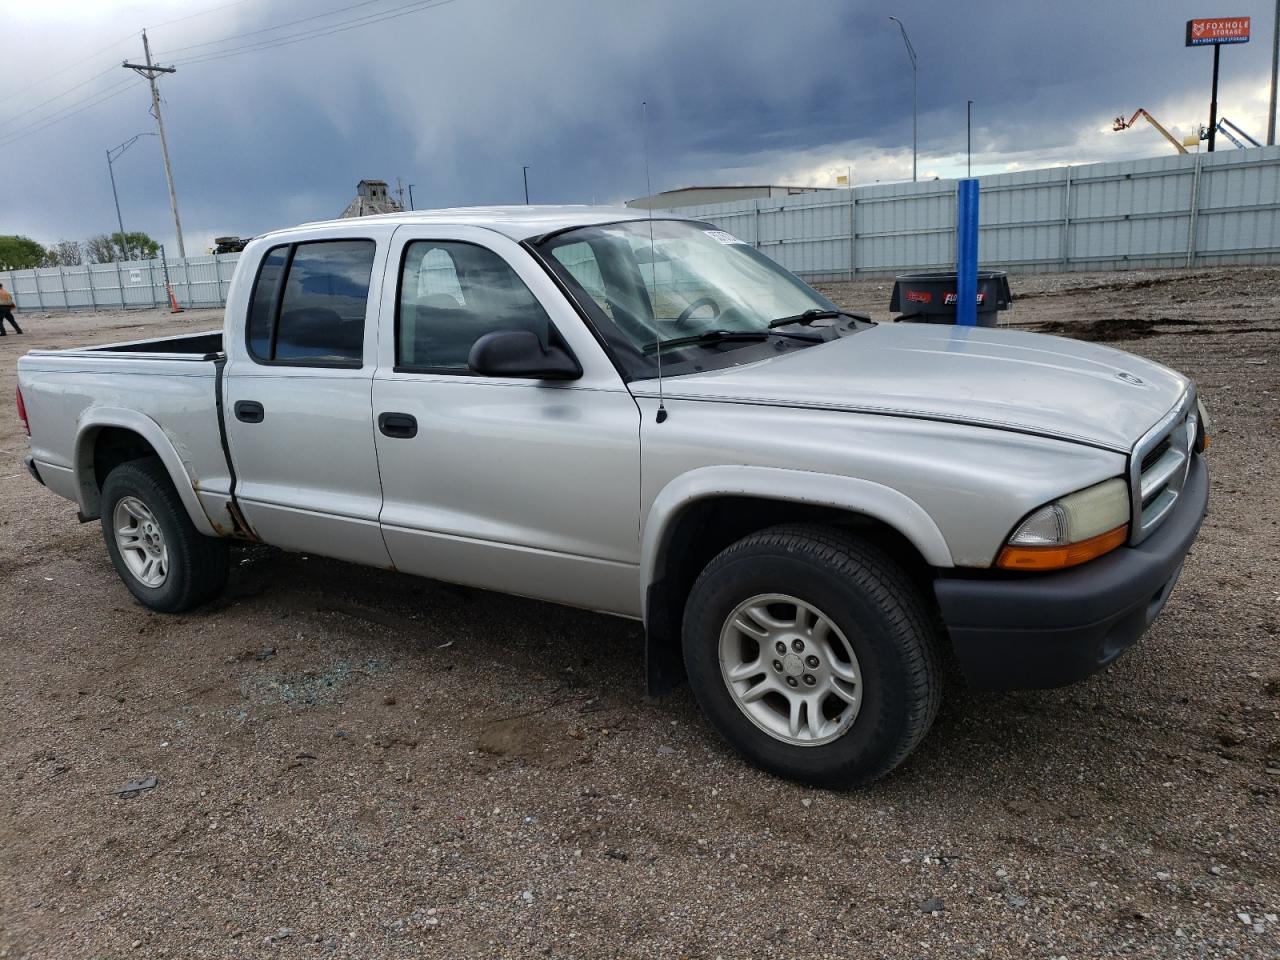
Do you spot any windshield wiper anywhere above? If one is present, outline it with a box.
[643,328,821,355]
[767,308,842,329]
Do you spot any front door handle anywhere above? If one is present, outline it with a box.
[234,400,265,424]
[378,412,418,439]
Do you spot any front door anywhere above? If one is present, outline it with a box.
[223,226,393,567]
[371,226,642,616]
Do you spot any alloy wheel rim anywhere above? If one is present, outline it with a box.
[113,496,169,588]
[718,593,863,746]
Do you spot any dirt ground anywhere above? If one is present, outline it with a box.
[0,267,1277,959]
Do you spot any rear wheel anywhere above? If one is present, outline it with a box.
[100,457,229,612]
[682,524,941,788]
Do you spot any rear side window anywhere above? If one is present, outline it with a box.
[246,246,287,358]
[396,240,554,372]
[246,239,375,366]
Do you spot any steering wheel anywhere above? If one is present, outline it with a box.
[675,296,721,325]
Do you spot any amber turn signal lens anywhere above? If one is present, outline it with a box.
[996,524,1128,571]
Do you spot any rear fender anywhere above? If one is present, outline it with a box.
[74,407,218,537]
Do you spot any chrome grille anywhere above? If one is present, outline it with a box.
[1129,391,1197,545]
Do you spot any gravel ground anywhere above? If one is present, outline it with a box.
[0,267,1277,959]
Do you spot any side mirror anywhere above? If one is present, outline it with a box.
[468,329,581,380]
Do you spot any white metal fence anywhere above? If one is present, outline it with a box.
[659,146,1280,281]
[0,253,239,312]
[3,147,1278,310]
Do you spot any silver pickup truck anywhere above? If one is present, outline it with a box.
[16,207,1210,787]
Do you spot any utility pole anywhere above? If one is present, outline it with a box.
[396,177,405,208]
[1269,0,1279,144]
[888,17,918,182]
[407,184,416,210]
[522,165,530,204]
[106,133,155,261]
[124,31,185,257]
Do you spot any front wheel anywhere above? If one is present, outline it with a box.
[682,524,941,788]
[100,457,229,612]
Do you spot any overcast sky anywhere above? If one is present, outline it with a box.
[1,0,1276,254]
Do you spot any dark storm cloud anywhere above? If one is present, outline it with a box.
[1,0,1275,250]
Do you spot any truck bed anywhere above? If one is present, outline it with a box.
[16,330,235,536]
[31,330,224,360]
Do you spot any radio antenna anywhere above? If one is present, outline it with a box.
[643,100,667,423]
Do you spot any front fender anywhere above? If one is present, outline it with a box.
[639,465,953,619]
[74,407,217,537]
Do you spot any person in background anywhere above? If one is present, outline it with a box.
[0,283,22,335]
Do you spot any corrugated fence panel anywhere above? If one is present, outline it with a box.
[660,146,1280,279]
[1,254,231,313]
[3,149,1278,309]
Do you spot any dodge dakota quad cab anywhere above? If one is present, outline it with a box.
[16,207,1210,787]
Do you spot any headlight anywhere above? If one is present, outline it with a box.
[996,478,1130,571]
[1195,397,1211,452]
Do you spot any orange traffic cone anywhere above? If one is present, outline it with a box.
[167,285,184,314]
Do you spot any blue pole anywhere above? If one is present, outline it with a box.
[956,178,979,326]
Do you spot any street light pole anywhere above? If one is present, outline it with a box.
[1269,0,1279,144]
[106,133,155,261]
[522,165,531,204]
[107,149,128,260]
[889,16,919,182]
[1208,43,1221,152]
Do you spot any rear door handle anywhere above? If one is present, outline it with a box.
[378,412,418,439]
[234,400,265,424]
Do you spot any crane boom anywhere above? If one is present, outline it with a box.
[1113,109,1189,154]
[1202,116,1261,149]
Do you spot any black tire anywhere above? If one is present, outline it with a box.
[682,524,941,788]
[100,457,229,613]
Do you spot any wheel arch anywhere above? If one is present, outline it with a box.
[74,409,217,537]
[640,466,953,694]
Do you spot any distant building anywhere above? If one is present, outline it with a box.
[626,184,824,210]
[340,179,404,218]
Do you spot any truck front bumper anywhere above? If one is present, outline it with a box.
[934,455,1208,690]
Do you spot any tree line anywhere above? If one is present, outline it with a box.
[0,232,161,270]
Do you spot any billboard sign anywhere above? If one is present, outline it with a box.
[1185,17,1251,46]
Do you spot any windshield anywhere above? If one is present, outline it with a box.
[537,220,840,376]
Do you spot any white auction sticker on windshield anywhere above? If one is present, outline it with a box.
[704,230,745,245]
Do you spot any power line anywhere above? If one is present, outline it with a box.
[169,0,459,65]
[0,64,120,133]
[175,0,463,67]
[4,33,136,102]
[0,79,145,150]
[147,0,260,31]
[1,1,256,132]
[160,0,389,56]
[0,0,465,151]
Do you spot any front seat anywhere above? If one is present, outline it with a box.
[409,293,475,368]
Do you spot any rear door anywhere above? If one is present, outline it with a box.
[371,225,642,616]
[222,222,394,567]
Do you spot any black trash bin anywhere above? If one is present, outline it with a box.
[889,271,1012,327]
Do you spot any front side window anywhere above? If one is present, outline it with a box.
[397,240,554,372]
[246,239,375,366]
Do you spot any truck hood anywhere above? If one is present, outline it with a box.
[638,323,1190,452]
